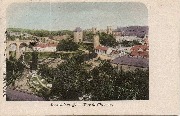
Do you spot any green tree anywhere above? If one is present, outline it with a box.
[90,60,117,100]
[38,64,55,83]
[37,56,149,100]
[89,61,149,100]
[56,38,79,51]
[6,56,25,86]
[120,40,142,47]
[84,31,94,41]
[113,69,149,100]
[48,59,90,100]
[132,40,142,45]
[99,32,118,47]
[30,51,38,71]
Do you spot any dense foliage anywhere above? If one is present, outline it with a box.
[120,40,142,47]
[38,56,149,101]
[99,32,118,47]
[30,51,38,70]
[6,28,73,39]
[56,39,79,51]
[6,56,25,86]
[83,31,94,41]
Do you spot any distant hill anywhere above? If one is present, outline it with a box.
[116,26,148,38]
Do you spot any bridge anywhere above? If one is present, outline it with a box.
[6,38,93,59]
[6,39,34,59]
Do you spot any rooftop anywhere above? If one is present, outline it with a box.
[111,55,149,68]
[95,45,108,51]
[34,43,58,48]
[74,27,82,32]
[131,51,149,58]
[131,45,149,51]
[6,88,44,101]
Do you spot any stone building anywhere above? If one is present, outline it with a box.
[113,29,122,37]
[92,27,97,34]
[107,26,113,34]
[95,45,108,55]
[93,34,100,48]
[92,27,100,48]
[33,43,57,52]
[111,55,149,71]
[74,27,83,43]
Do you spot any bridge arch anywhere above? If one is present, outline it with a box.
[6,43,17,59]
[6,40,34,59]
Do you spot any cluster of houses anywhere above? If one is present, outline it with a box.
[8,31,33,38]
[71,26,149,71]
[33,43,58,52]
[88,26,149,71]
[94,44,149,71]
[8,26,149,71]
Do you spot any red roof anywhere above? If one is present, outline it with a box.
[34,43,58,48]
[130,45,148,51]
[131,51,149,58]
[95,45,108,51]
[130,45,149,58]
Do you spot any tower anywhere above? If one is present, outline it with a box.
[92,27,97,34]
[74,27,83,43]
[92,27,100,48]
[93,34,100,48]
[107,26,112,34]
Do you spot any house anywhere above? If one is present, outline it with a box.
[111,55,149,71]
[112,28,122,37]
[8,31,23,37]
[33,43,58,52]
[95,45,108,55]
[109,48,130,60]
[130,45,149,58]
[109,50,120,60]
[23,33,33,38]
[118,46,131,54]
[108,46,131,59]
[117,36,143,42]
[106,47,116,55]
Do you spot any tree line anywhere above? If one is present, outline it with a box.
[120,40,142,47]
[6,28,73,38]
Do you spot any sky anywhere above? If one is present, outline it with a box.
[7,2,148,31]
